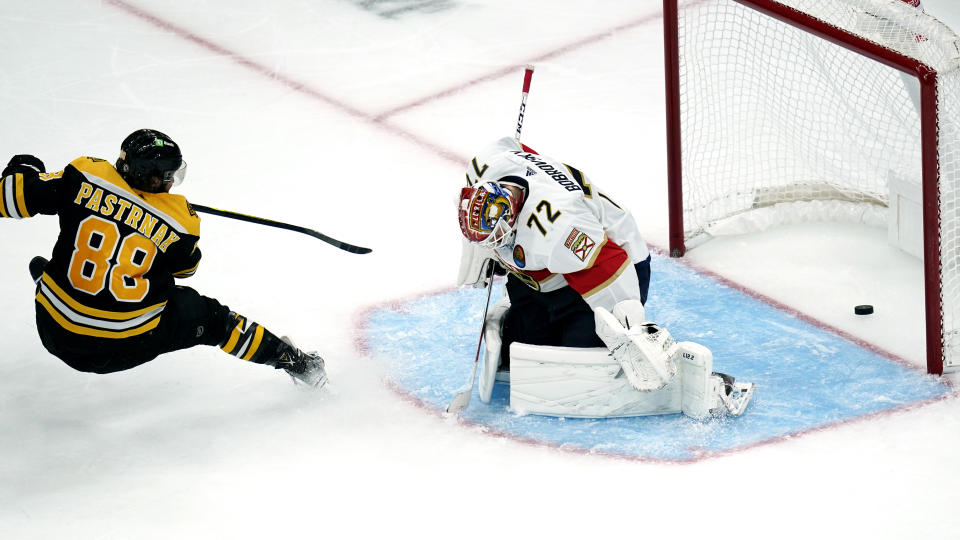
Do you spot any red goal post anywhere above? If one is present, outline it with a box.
[663,0,960,374]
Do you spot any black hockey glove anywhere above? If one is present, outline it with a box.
[2,154,46,177]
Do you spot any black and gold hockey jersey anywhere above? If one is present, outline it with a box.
[1,156,201,339]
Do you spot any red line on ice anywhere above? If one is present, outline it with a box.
[103,0,664,166]
[107,0,953,461]
[372,12,665,121]
[103,0,465,165]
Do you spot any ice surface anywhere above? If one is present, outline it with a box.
[1,1,960,539]
[362,254,951,461]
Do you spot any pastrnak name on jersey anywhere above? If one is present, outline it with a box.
[72,181,181,252]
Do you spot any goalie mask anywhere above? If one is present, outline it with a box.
[458,181,521,248]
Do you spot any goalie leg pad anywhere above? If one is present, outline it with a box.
[678,341,720,419]
[594,302,678,391]
[504,341,755,419]
[677,342,755,418]
[479,295,510,403]
[508,343,682,418]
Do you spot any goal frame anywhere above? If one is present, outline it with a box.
[663,0,945,374]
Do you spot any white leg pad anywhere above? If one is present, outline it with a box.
[508,343,682,418]
[506,341,755,419]
[478,295,510,403]
[678,341,756,418]
[678,342,722,419]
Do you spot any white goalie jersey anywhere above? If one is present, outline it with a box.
[461,139,756,417]
[465,137,650,311]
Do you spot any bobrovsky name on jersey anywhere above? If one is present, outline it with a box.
[512,151,582,192]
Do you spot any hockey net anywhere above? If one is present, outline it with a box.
[664,0,960,374]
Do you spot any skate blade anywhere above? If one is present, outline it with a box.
[720,382,756,416]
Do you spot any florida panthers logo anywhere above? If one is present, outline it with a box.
[513,245,526,268]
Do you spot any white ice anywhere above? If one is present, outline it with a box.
[1,0,960,538]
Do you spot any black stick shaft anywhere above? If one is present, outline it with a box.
[191,203,372,254]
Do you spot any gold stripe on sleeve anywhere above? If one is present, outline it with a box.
[14,174,30,218]
[585,236,609,268]
[580,259,632,299]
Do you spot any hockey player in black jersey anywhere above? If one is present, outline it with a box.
[0,129,326,387]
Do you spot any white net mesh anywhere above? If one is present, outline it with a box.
[676,0,960,371]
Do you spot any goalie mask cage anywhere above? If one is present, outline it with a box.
[663,0,960,374]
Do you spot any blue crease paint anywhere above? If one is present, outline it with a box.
[361,254,952,461]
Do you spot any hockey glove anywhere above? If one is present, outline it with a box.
[2,154,46,177]
[594,302,679,391]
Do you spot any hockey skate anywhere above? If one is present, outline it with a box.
[279,337,328,388]
[713,372,755,416]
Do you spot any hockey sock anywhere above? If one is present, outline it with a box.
[219,312,286,365]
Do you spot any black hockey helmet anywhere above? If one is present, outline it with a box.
[115,129,187,192]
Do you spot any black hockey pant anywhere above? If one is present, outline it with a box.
[500,255,651,368]
[35,285,289,374]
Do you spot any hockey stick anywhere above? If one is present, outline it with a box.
[446,266,495,414]
[191,204,372,254]
[515,64,535,142]
[446,66,535,415]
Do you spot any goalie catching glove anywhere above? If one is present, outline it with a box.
[594,299,678,391]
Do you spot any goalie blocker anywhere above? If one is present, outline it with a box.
[479,298,754,419]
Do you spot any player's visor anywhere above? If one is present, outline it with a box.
[162,160,187,186]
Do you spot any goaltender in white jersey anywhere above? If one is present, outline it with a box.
[457,137,754,419]
[476,142,649,307]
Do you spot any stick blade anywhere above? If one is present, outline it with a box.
[336,242,373,255]
[445,389,472,414]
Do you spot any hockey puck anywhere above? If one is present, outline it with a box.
[854,305,874,315]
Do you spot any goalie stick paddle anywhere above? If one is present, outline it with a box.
[446,267,495,415]
[191,204,372,254]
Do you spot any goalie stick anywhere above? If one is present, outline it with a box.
[445,266,495,414]
[515,64,534,142]
[190,204,372,254]
[446,64,534,415]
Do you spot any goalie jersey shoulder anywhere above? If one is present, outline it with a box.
[502,152,608,270]
[483,149,647,296]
